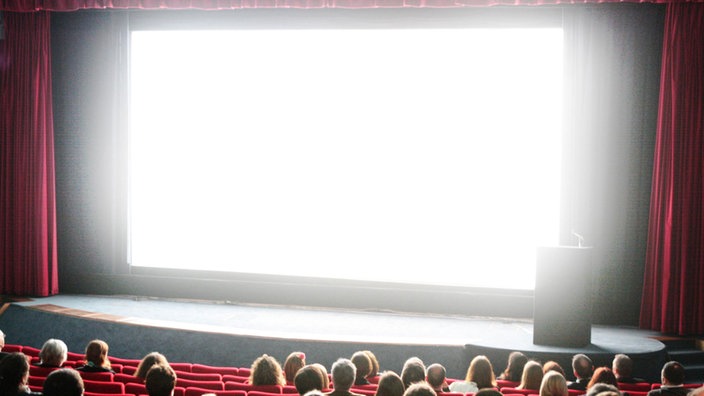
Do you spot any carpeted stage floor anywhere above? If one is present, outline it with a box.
[0,294,667,382]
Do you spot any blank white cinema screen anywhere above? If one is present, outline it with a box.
[129,27,563,290]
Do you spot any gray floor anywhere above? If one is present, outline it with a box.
[2,294,668,382]
[13,294,662,351]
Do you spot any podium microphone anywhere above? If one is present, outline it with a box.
[571,230,585,248]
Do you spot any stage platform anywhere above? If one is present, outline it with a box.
[0,294,668,382]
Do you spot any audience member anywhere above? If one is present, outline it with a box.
[568,354,594,391]
[327,358,363,396]
[352,351,373,386]
[498,352,529,382]
[363,351,380,381]
[587,368,618,391]
[0,352,40,396]
[135,352,169,381]
[403,383,436,396]
[688,386,704,396]
[312,363,330,390]
[401,358,426,389]
[284,352,307,386]
[586,383,620,396]
[647,362,688,396]
[375,371,404,396]
[295,365,326,395]
[0,330,8,361]
[540,371,568,396]
[250,354,286,386]
[518,361,544,391]
[37,339,68,368]
[43,368,84,396]
[426,363,450,393]
[543,361,565,376]
[145,364,177,396]
[76,340,114,373]
[450,355,496,393]
[612,354,645,384]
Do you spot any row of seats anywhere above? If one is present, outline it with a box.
[7,343,703,396]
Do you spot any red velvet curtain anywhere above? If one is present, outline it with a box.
[640,3,704,335]
[0,11,59,296]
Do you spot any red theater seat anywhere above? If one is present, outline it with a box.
[176,378,224,391]
[185,388,247,396]
[500,388,537,395]
[4,344,23,353]
[192,364,239,376]
[30,365,60,378]
[79,371,115,382]
[23,346,41,357]
[82,380,125,394]
[248,391,285,396]
[28,376,45,388]
[497,380,521,389]
[109,357,142,366]
[224,383,282,393]
[175,370,223,381]
[222,375,249,383]
[171,363,194,372]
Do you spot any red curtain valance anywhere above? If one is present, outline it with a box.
[0,0,702,11]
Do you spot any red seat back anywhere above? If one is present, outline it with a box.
[30,365,60,378]
[171,363,193,372]
[501,388,536,395]
[175,370,222,381]
[4,344,23,353]
[78,371,114,382]
[83,380,125,394]
[185,388,247,396]
[192,364,239,376]
[175,378,224,391]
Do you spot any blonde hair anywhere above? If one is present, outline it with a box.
[540,371,568,396]
[250,354,285,386]
[519,361,544,391]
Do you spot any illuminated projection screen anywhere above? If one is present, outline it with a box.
[129,27,563,290]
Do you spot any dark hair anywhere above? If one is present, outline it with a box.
[426,364,446,389]
[136,352,168,380]
[467,355,497,390]
[401,358,426,388]
[375,371,405,396]
[43,368,85,396]
[145,364,177,396]
[0,352,30,394]
[294,365,325,395]
[284,352,306,385]
[502,352,528,382]
[572,354,594,380]
[662,361,685,385]
[403,382,437,396]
